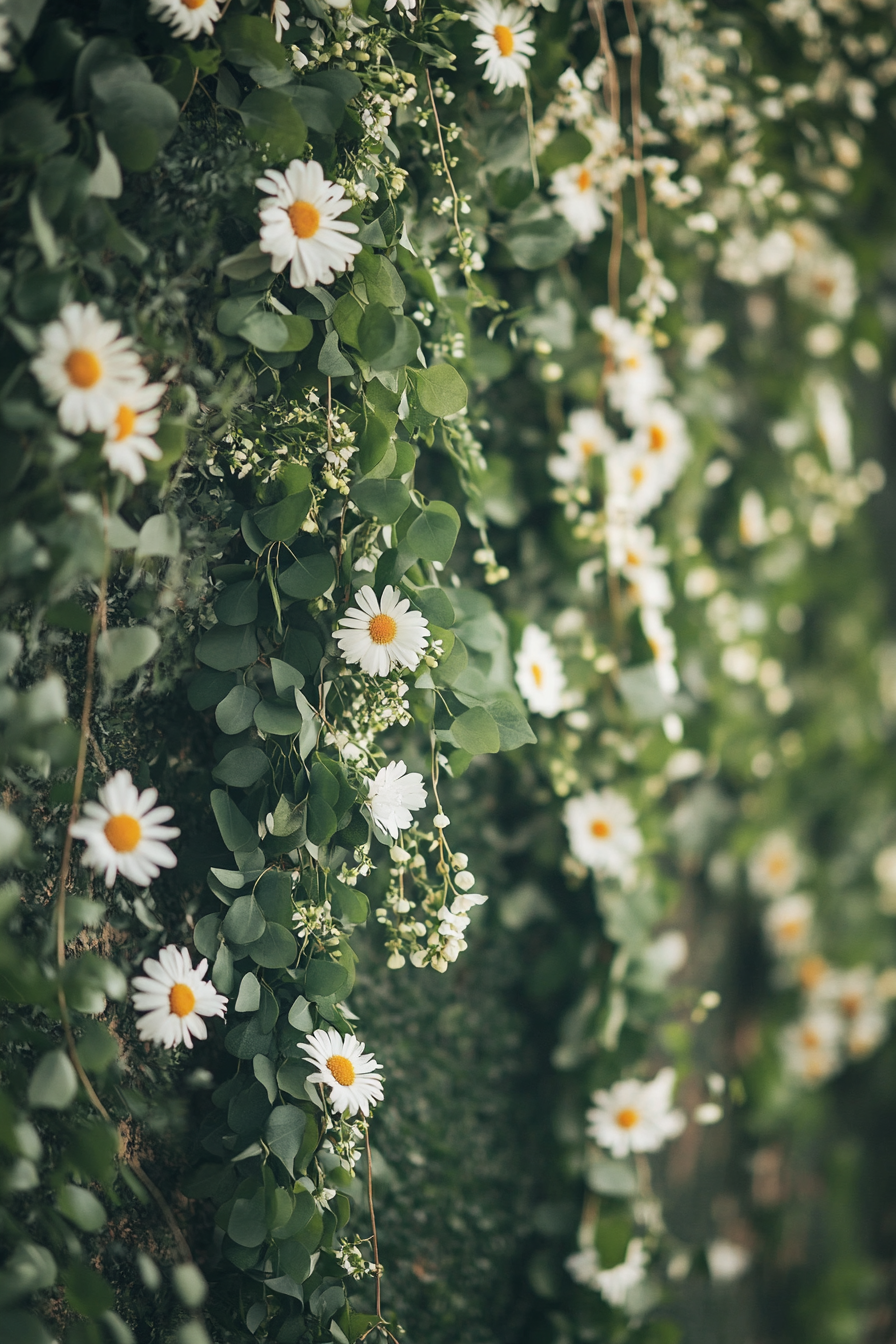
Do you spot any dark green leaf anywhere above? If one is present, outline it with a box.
[332,293,364,349]
[239,310,289,352]
[350,477,410,524]
[405,502,460,563]
[355,252,406,307]
[215,580,259,626]
[216,685,261,735]
[57,1185,105,1232]
[217,294,261,336]
[415,364,468,417]
[279,314,313,351]
[196,623,259,671]
[27,1050,77,1109]
[306,794,337,846]
[328,877,369,925]
[305,958,351,1003]
[269,658,305,698]
[227,1189,268,1248]
[212,747,270,788]
[222,894,266,943]
[432,636,468,686]
[265,1105,306,1176]
[357,303,396,361]
[218,14,287,74]
[97,626,159,682]
[407,586,455,627]
[211,790,258,852]
[504,217,576,270]
[255,699,305,736]
[63,1263,114,1317]
[193,914,222,959]
[452,706,501,755]
[240,88,306,158]
[370,316,420,372]
[95,79,180,173]
[235,972,261,1012]
[290,85,344,134]
[247,923,297,969]
[254,493,312,542]
[318,329,354,377]
[279,553,336,600]
[487,695,537,750]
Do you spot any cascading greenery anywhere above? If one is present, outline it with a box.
[2,1,896,1343]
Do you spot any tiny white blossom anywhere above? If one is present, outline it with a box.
[366,760,427,840]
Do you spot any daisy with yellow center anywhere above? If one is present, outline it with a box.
[587,1068,685,1159]
[748,830,802,899]
[299,1027,384,1117]
[514,623,566,718]
[550,159,609,243]
[334,585,430,678]
[763,893,814,958]
[630,402,691,493]
[780,1010,842,1085]
[70,769,179,888]
[563,787,643,879]
[102,380,166,484]
[549,407,617,485]
[131,945,227,1050]
[256,158,361,290]
[31,302,145,436]
[147,0,223,42]
[469,0,535,95]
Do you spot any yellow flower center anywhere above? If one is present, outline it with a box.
[590,818,611,839]
[288,200,321,238]
[114,404,138,441]
[626,550,640,567]
[327,1054,356,1086]
[767,854,789,877]
[623,355,640,370]
[800,1025,820,1049]
[631,464,646,486]
[169,983,197,1017]
[813,276,836,298]
[581,439,597,458]
[182,0,209,10]
[577,168,591,192]
[840,992,862,1019]
[64,349,102,389]
[368,613,398,645]
[103,814,142,853]
[616,1107,639,1129]
[493,23,515,56]
[531,662,543,687]
[649,425,667,453]
[778,919,804,944]
[799,955,827,991]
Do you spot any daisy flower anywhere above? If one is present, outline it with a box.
[563,787,643,879]
[605,446,667,521]
[147,0,223,41]
[469,1,535,96]
[550,161,608,243]
[366,760,427,839]
[70,769,179,888]
[629,402,690,493]
[147,0,222,39]
[548,408,617,484]
[299,1027,384,1117]
[586,1067,685,1159]
[748,830,801,899]
[812,965,888,1056]
[257,159,361,290]
[514,624,566,718]
[780,1010,842,1085]
[31,302,145,436]
[131,945,227,1050]
[102,382,166,484]
[640,608,680,696]
[271,0,290,40]
[333,585,430,677]
[762,893,813,959]
[597,1239,649,1307]
[593,309,668,426]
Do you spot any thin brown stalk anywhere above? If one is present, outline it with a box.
[365,1125,382,1318]
[622,0,648,240]
[589,0,624,311]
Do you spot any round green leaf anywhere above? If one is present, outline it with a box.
[215,580,259,626]
[247,923,297,969]
[212,747,270,788]
[278,553,336,600]
[350,477,410,524]
[57,1185,106,1232]
[222,895,266,944]
[415,364,468,417]
[452,706,501,755]
[405,502,461,564]
[254,493,312,542]
[196,624,259,672]
[216,685,261,735]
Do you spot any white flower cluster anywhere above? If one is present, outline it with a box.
[748,832,894,1085]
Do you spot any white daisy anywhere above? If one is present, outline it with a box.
[257,159,361,290]
[748,830,801,899]
[762,893,814,959]
[548,408,617,484]
[605,446,667,521]
[586,1068,686,1159]
[131,945,227,1050]
[469,0,535,96]
[102,382,166,484]
[563,787,643,879]
[629,402,690,493]
[147,0,223,42]
[606,522,668,576]
[333,585,430,678]
[640,608,680,696]
[780,1010,842,1085]
[812,965,887,1057]
[31,302,145,436]
[271,0,290,40]
[299,1027,384,1117]
[514,624,566,718]
[597,1239,649,1308]
[366,760,427,839]
[70,769,179,888]
[593,309,668,427]
[550,161,608,243]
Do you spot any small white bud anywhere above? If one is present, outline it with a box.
[433,814,450,829]
[455,871,476,891]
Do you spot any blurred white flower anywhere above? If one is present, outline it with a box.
[366,761,427,839]
[587,1068,685,1158]
[515,624,566,717]
[563,788,643,879]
